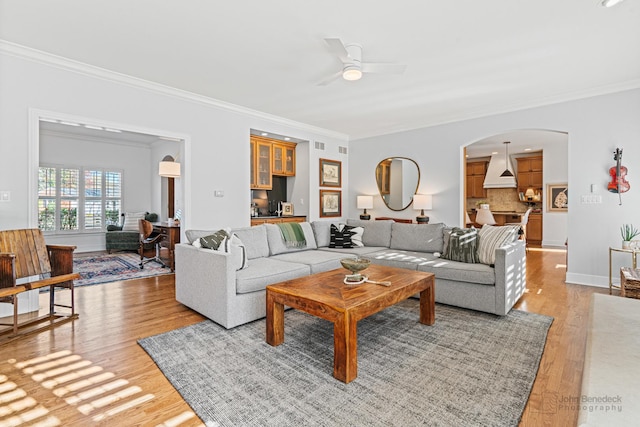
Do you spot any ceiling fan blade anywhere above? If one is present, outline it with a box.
[361,62,407,74]
[317,71,342,86]
[324,38,351,63]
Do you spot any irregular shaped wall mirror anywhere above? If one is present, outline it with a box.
[375,157,420,211]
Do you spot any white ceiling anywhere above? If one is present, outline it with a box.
[1,0,639,142]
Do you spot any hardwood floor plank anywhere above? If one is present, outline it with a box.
[0,249,608,426]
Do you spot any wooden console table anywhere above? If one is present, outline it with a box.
[152,223,180,271]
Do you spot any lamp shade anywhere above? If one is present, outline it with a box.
[475,205,496,225]
[159,161,181,178]
[413,194,433,210]
[465,211,472,224]
[525,188,535,199]
[357,195,373,209]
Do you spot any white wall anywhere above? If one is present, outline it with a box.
[349,89,640,288]
[0,46,349,243]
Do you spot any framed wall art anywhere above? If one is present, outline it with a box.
[319,158,341,187]
[281,202,294,216]
[547,184,568,212]
[320,189,342,217]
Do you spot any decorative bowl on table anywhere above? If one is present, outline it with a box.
[340,257,371,284]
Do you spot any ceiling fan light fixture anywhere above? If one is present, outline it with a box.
[342,65,362,81]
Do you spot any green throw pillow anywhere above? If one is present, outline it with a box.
[199,229,230,250]
[442,227,479,263]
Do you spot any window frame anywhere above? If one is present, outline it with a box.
[38,164,124,234]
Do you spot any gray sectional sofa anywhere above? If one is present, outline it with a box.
[175,219,527,329]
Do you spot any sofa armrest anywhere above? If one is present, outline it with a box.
[175,243,237,325]
[493,239,527,315]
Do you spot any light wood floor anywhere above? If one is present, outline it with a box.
[0,248,609,426]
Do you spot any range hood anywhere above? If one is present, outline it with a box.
[483,154,517,189]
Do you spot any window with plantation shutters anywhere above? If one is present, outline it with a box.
[38,165,123,234]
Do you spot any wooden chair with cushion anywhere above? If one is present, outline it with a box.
[138,219,166,269]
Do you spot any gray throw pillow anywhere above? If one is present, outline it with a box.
[442,227,479,263]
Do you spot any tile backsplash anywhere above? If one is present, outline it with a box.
[467,188,534,213]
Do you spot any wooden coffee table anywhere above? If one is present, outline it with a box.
[266,264,435,383]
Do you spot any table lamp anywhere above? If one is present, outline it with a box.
[413,194,432,224]
[357,195,373,220]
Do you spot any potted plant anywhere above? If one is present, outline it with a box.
[620,224,639,249]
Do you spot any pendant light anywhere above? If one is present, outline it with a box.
[500,141,514,177]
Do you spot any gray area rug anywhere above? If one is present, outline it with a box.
[139,300,552,426]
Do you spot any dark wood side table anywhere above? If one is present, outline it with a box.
[152,223,180,271]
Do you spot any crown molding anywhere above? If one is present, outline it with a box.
[0,40,349,142]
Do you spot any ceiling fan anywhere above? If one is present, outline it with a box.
[319,38,407,85]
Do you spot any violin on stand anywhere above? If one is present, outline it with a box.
[607,148,630,205]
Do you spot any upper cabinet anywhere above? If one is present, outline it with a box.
[251,136,273,190]
[272,141,296,176]
[466,161,487,198]
[516,156,543,192]
[250,136,297,189]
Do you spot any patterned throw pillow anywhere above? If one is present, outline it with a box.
[329,224,355,248]
[199,229,230,250]
[350,226,364,247]
[477,224,521,265]
[442,227,479,263]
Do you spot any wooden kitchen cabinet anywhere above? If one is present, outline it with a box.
[466,161,487,198]
[527,213,542,245]
[272,141,296,176]
[250,136,273,190]
[517,156,543,192]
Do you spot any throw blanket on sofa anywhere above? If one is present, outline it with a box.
[277,222,306,248]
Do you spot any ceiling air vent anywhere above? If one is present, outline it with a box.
[314,141,325,150]
[339,146,348,154]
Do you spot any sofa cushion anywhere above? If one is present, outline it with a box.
[235,257,310,294]
[311,221,333,247]
[365,249,439,271]
[272,250,346,274]
[417,258,495,285]
[317,246,387,256]
[390,222,445,253]
[231,225,270,260]
[346,219,393,247]
[477,224,521,265]
[265,223,317,256]
[442,227,479,263]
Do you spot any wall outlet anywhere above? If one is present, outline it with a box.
[214,190,224,197]
[0,191,10,202]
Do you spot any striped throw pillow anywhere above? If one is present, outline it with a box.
[477,225,521,265]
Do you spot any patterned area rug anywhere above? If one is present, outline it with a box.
[139,299,553,427]
[72,252,172,287]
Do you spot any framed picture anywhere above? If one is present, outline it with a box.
[281,202,294,216]
[547,184,568,212]
[320,190,342,217]
[319,158,342,187]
